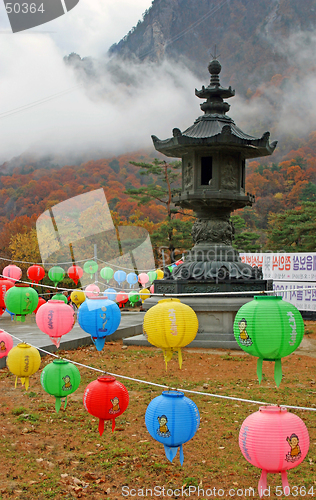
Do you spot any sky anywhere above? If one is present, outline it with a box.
[1,1,316,165]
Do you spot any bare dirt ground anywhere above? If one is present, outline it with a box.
[0,322,316,500]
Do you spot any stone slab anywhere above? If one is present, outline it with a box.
[0,311,145,369]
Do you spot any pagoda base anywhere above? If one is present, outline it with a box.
[123,280,272,349]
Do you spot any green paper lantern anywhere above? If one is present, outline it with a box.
[40,359,81,412]
[48,266,65,287]
[147,271,157,283]
[84,260,98,278]
[233,295,304,387]
[100,267,114,282]
[4,284,39,322]
[128,291,140,307]
[51,293,67,304]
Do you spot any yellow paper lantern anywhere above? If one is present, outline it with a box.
[143,298,198,369]
[6,343,41,390]
[156,269,164,280]
[70,289,86,307]
[139,288,151,303]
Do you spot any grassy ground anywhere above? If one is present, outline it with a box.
[0,323,316,500]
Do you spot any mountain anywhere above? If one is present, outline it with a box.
[107,0,316,94]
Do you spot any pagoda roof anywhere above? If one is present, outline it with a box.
[152,114,277,159]
[152,58,277,159]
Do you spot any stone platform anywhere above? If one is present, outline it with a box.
[123,295,258,349]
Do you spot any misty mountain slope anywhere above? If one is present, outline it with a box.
[108,0,316,93]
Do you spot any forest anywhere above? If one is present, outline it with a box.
[1,127,316,273]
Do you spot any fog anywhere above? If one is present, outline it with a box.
[1,0,316,167]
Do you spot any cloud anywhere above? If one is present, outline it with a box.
[0,33,200,164]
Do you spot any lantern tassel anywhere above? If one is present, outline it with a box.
[98,418,105,436]
[281,470,290,495]
[112,419,116,432]
[25,377,29,391]
[15,375,18,388]
[257,358,263,384]
[274,359,282,387]
[177,348,183,369]
[164,445,180,464]
[258,470,267,498]
[162,349,173,370]
[55,397,62,413]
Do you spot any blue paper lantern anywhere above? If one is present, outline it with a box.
[126,272,138,288]
[113,270,126,286]
[78,297,121,351]
[103,288,117,301]
[145,390,200,465]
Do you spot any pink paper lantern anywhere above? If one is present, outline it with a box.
[85,284,100,298]
[138,273,149,286]
[239,406,309,497]
[2,264,22,283]
[0,330,13,358]
[36,300,75,348]
[116,292,129,305]
[149,285,154,293]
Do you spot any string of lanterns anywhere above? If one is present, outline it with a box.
[0,284,314,495]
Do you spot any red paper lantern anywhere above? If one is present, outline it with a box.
[27,265,45,284]
[83,375,129,434]
[2,264,22,283]
[0,279,14,316]
[34,297,46,313]
[116,292,129,307]
[67,265,83,286]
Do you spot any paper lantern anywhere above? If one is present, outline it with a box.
[83,375,129,434]
[2,264,22,283]
[145,390,200,465]
[41,359,81,412]
[4,283,38,322]
[156,269,164,280]
[27,265,45,284]
[147,271,157,283]
[48,266,65,287]
[85,284,100,298]
[0,330,13,358]
[70,289,86,307]
[233,296,304,386]
[114,270,126,286]
[51,293,68,304]
[0,278,14,315]
[126,272,137,287]
[143,298,198,368]
[83,260,98,278]
[36,300,75,348]
[239,406,309,497]
[34,297,46,313]
[116,291,129,307]
[150,284,155,293]
[100,267,114,282]
[78,297,121,351]
[128,291,140,307]
[103,288,117,301]
[139,288,150,303]
[67,265,83,286]
[7,343,41,390]
[138,273,149,286]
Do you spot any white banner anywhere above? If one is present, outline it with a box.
[273,282,316,311]
[239,252,316,281]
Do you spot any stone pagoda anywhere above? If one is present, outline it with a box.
[124,58,277,349]
[152,57,277,290]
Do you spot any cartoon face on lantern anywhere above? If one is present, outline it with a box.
[286,434,301,462]
[238,318,253,346]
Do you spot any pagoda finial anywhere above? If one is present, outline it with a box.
[208,46,222,87]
